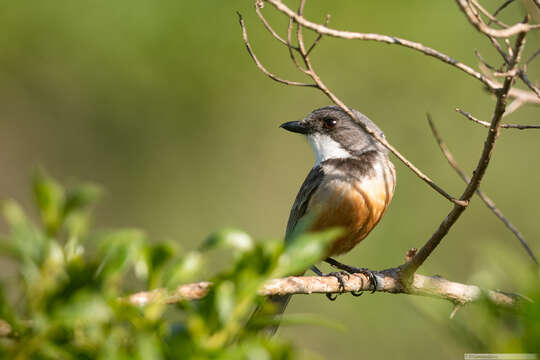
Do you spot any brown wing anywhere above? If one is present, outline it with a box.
[285,165,324,240]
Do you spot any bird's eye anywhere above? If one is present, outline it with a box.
[322,117,337,129]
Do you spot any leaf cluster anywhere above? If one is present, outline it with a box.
[0,172,337,359]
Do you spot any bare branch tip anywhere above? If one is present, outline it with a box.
[450,303,463,319]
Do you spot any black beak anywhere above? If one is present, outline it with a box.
[280,121,309,134]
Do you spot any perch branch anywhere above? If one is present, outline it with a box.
[127,270,523,309]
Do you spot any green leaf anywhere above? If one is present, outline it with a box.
[63,183,102,217]
[274,228,343,277]
[95,229,146,278]
[201,228,254,253]
[2,199,27,227]
[33,170,66,235]
[53,291,112,324]
[163,251,203,288]
[216,281,235,325]
[135,333,163,360]
[146,242,175,273]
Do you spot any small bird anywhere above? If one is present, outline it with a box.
[262,105,396,334]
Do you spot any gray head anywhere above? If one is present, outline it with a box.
[280,106,387,165]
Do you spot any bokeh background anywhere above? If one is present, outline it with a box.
[0,1,539,359]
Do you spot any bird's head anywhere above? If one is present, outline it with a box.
[280,106,387,165]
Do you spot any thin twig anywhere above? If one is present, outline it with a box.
[457,108,540,129]
[305,14,330,56]
[287,15,308,74]
[491,0,516,20]
[255,1,296,49]
[508,87,540,105]
[526,47,540,65]
[519,71,540,99]
[237,13,316,88]
[474,49,500,71]
[488,36,511,64]
[428,115,539,265]
[470,0,509,28]
[457,0,539,38]
[504,99,524,116]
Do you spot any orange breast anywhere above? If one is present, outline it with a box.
[308,162,395,256]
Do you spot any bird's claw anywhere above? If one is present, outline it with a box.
[323,258,379,295]
[322,271,349,301]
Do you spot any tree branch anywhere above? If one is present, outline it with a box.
[402,30,528,277]
[127,270,523,309]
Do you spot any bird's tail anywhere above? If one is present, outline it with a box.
[250,294,293,336]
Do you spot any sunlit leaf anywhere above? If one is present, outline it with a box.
[95,229,146,278]
[201,228,254,253]
[33,170,65,235]
[2,199,27,227]
[274,228,342,277]
[216,281,235,325]
[53,292,112,324]
[63,183,102,217]
[163,251,203,288]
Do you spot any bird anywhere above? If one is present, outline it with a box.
[258,105,396,335]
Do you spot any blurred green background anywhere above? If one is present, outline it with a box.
[0,1,538,359]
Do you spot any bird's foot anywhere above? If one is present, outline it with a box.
[311,266,349,301]
[324,258,378,295]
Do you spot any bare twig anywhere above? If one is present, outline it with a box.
[519,71,540,99]
[457,108,540,129]
[526,47,540,65]
[504,99,524,115]
[127,271,523,309]
[402,31,528,276]
[237,13,316,88]
[508,87,540,105]
[470,0,509,28]
[474,49,500,71]
[491,0,516,20]
[305,14,330,56]
[457,0,540,38]
[255,1,295,49]
[428,115,539,265]
[488,36,511,64]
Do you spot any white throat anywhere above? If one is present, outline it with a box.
[307,133,351,165]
